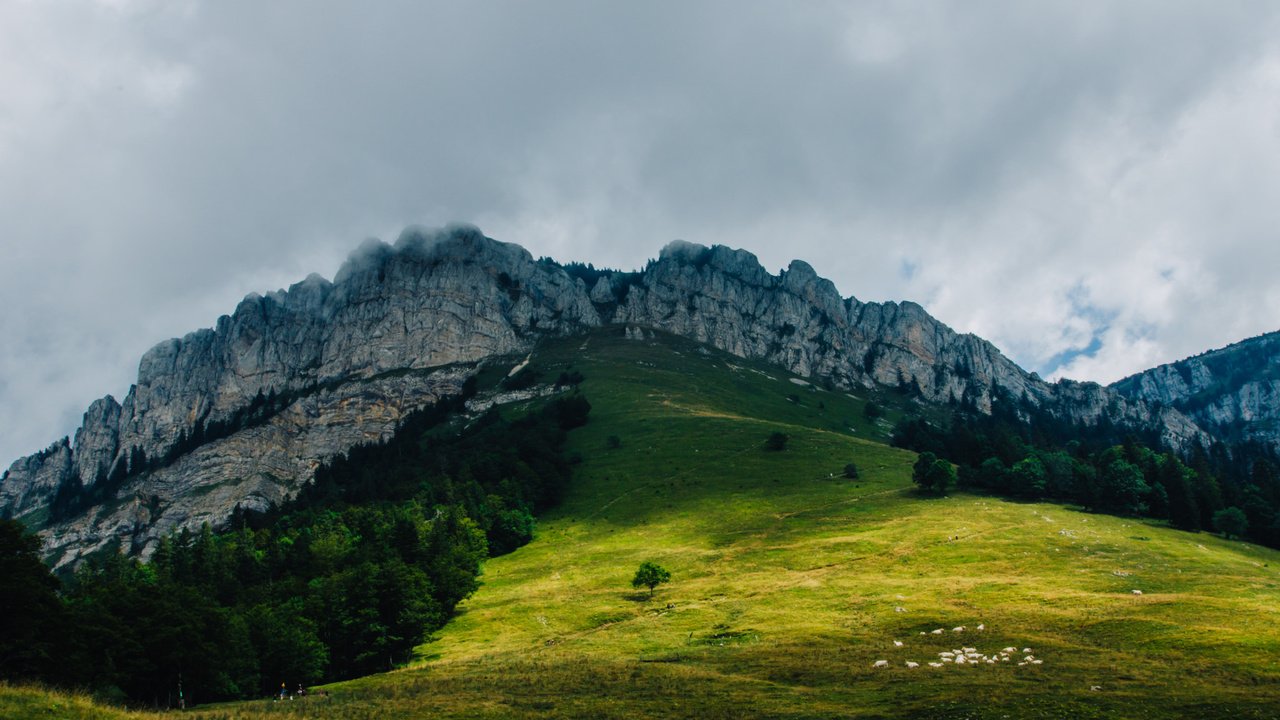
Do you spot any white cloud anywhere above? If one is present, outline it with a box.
[2,1,1279,464]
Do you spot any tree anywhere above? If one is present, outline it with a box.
[912,452,954,495]
[843,463,859,480]
[487,509,535,556]
[913,452,938,492]
[1010,456,1047,497]
[1158,455,1201,531]
[974,457,1008,491]
[1096,458,1150,515]
[1038,451,1078,498]
[764,432,789,452]
[630,561,671,597]
[0,519,65,682]
[863,402,884,421]
[929,459,956,495]
[545,394,591,429]
[1213,506,1249,539]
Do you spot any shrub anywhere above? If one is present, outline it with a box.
[764,432,789,452]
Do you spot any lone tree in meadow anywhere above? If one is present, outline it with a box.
[764,432,789,451]
[631,561,671,597]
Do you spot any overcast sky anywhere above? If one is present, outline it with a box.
[3,1,1279,464]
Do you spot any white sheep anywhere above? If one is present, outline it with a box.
[893,640,903,647]
[931,629,944,635]
[1003,647,1017,653]
[928,662,944,668]
[954,656,967,665]
[1022,648,1032,653]
[952,626,965,632]
[976,623,985,631]
[1132,589,1143,595]
[962,647,976,653]
[873,660,889,668]
[905,661,919,668]
[895,606,907,613]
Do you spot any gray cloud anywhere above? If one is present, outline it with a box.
[3,1,1279,463]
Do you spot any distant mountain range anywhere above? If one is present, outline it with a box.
[1,224,1273,567]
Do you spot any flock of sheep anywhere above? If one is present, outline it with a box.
[873,624,1044,669]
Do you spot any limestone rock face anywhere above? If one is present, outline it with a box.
[74,397,122,490]
[1112,332,1280,451]
[104,225,600,476]
[0,226,1234,568]
[0,438,72,521]
[3,225,602,567]
[614,240,1202,450]
[40,366,472,569]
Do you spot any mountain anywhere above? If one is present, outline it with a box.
[1112,331,1280,450]
[9,328,1280,719]
[0,225,1217,567]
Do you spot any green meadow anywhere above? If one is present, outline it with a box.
[8,328,1280,718]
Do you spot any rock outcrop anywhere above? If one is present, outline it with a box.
[0,225,1224,567]
[1112,332,1280,451]
[3,225,601,567]
[610,241,1203,449]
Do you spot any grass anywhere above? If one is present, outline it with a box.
[12,327,1280,718]
[0,682,156,719]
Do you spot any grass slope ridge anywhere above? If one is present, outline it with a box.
[0,683,154,720]
[18,328,1280,718]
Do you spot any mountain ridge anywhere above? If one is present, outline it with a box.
[0,224,1241,567]
[1111,330,1280,449]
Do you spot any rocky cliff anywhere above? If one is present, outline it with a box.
[1,225,600,566]
[1112,332,1280,451]
[607,241,1201,450]
[1,224,1214,567]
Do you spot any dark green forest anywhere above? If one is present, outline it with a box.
[0,391,590,708]
[893,394,1280,548]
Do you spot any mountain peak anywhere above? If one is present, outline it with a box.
[0,225,1222,569]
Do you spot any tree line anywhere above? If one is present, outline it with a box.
[0,391,590,708]
[893,397,1280,547]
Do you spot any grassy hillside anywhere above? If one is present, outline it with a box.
[13,328,1280,718]
[0,683,155,719]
